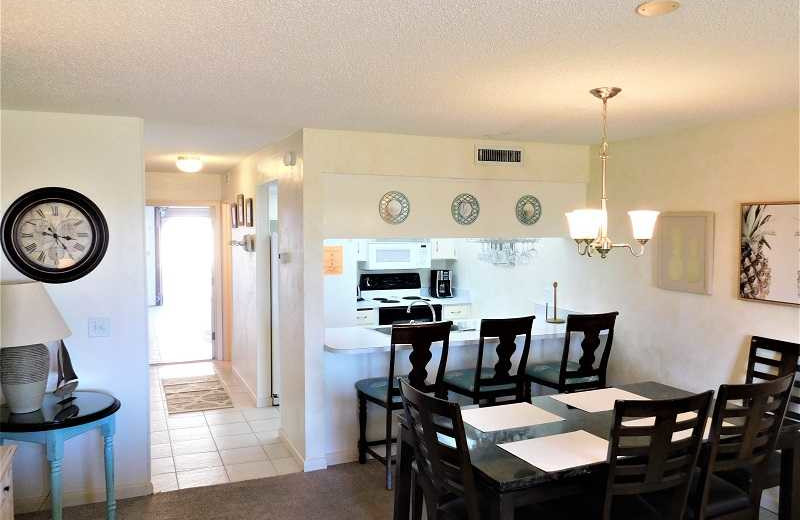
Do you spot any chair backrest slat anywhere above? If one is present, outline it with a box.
[603,391,713,520]
[560,312,619,390]
[399,379,480,520]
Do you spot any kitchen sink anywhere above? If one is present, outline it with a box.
[372,322,476,335]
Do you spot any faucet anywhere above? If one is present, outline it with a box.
[406,300,437,323]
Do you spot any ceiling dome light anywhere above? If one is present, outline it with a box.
[176,156,203,173]
[636,1,680,17]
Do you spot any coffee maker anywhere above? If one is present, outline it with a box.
[430,269,454,298]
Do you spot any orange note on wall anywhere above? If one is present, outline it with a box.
[323,245,343,275]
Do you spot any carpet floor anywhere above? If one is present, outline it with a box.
[18,462,392,520]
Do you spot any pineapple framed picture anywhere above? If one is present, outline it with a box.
[739,202,800,306]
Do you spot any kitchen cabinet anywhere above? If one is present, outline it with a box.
[353,239,369,262]
[355,307,378,326]
[442,304,471,321]
[430,238,456,260]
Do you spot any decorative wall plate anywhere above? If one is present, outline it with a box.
[516,195,542,225]
[379,191,410,224]
[451,193,480,225]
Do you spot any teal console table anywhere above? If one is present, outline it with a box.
[0,391,121,520]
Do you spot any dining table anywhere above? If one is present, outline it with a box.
[392,381,800,520]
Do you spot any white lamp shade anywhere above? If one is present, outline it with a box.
[565,209,603,240]
[1,282,71,348]
[628,210,660,240]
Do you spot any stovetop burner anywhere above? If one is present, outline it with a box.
[373,298,400,303]
[402,296,429,301]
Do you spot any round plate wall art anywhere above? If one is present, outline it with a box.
[378,191,410,224]
[516,195,542,225]
[451,193,480,225]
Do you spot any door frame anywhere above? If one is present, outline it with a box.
[146,199,225,362]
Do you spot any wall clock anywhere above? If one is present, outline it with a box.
[1,187,109,283]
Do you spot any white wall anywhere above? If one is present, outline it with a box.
[222,132,306,463]
[145,171,222,202]
[562,110,800,392]
[1,111,149,512]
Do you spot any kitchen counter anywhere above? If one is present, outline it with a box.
[326,304,573,354]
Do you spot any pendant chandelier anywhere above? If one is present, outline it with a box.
[566,87,659,258]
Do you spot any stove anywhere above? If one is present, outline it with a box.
[358,272,442,325]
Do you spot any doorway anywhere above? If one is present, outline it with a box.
[146,205,216,364]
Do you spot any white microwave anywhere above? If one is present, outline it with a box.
[364,242,431,270]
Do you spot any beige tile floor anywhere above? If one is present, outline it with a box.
[150,360,301,493]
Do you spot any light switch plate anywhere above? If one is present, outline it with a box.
[88,317,111,337]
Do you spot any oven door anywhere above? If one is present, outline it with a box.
[365,242,431,270]
[378,304,442,325]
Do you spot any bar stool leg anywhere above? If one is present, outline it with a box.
[385,407,393,489]
[357,393,367,464]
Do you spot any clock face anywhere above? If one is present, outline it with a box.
[2,187,109,283]
[16,202,94,269]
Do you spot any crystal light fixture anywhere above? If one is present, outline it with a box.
[566,88,659,258]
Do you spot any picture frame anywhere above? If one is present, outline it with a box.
[739,201,800,306]
[236,194,245,226]
[245,198,254,227]
[230,202,239,228]
[656,212,715,295]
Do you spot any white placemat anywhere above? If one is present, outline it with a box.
[461,402,565,432]
[550,387,649,413]
[622,413,733,441]
[498,430,609,472]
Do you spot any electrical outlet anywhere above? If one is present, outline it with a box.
[88,317,111,338]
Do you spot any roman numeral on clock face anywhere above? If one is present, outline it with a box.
[24,243,37,253]
[37,251,46,263]
[51,205,59,216]
[77,232,89,238]
[73,243,85,252]
[20,233,33,238]
[36,208,46,218]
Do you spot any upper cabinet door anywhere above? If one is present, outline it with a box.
[431,238,457,260]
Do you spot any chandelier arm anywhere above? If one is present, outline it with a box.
[613,242,646,257]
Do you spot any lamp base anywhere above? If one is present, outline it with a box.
[0,343,50,414]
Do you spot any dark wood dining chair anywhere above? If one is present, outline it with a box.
[689,374,795,520]
[355,321,452,490]
[398,378,480,520]
[535,391,714,520]
[441,315,535,406]
[525,311,618,396]
[398,379,538,520]
[718,336,799,515]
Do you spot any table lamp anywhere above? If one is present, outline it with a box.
[1,281,71,413]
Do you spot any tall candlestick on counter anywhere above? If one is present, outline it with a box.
[546,281,565,324]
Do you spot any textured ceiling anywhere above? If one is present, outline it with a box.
[2,1,798,173]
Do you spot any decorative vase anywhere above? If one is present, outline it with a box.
[0,343,50,413]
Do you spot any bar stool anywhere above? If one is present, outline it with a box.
[355,320,452,490]
[441,316,535,405]
[525,311,618,396]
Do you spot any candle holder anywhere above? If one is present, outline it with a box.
[545,281,566,324]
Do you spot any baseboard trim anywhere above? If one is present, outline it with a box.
[15,482,153,515]
[278,428,327,472]
[230,365,268,407]
[326,449,358,466]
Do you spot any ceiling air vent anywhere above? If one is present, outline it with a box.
[475,146,523,166]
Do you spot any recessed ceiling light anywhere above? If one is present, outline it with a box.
[176,156,203,173]
[636,1,680,17]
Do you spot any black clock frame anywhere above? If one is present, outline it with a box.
[1,187,109,283]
